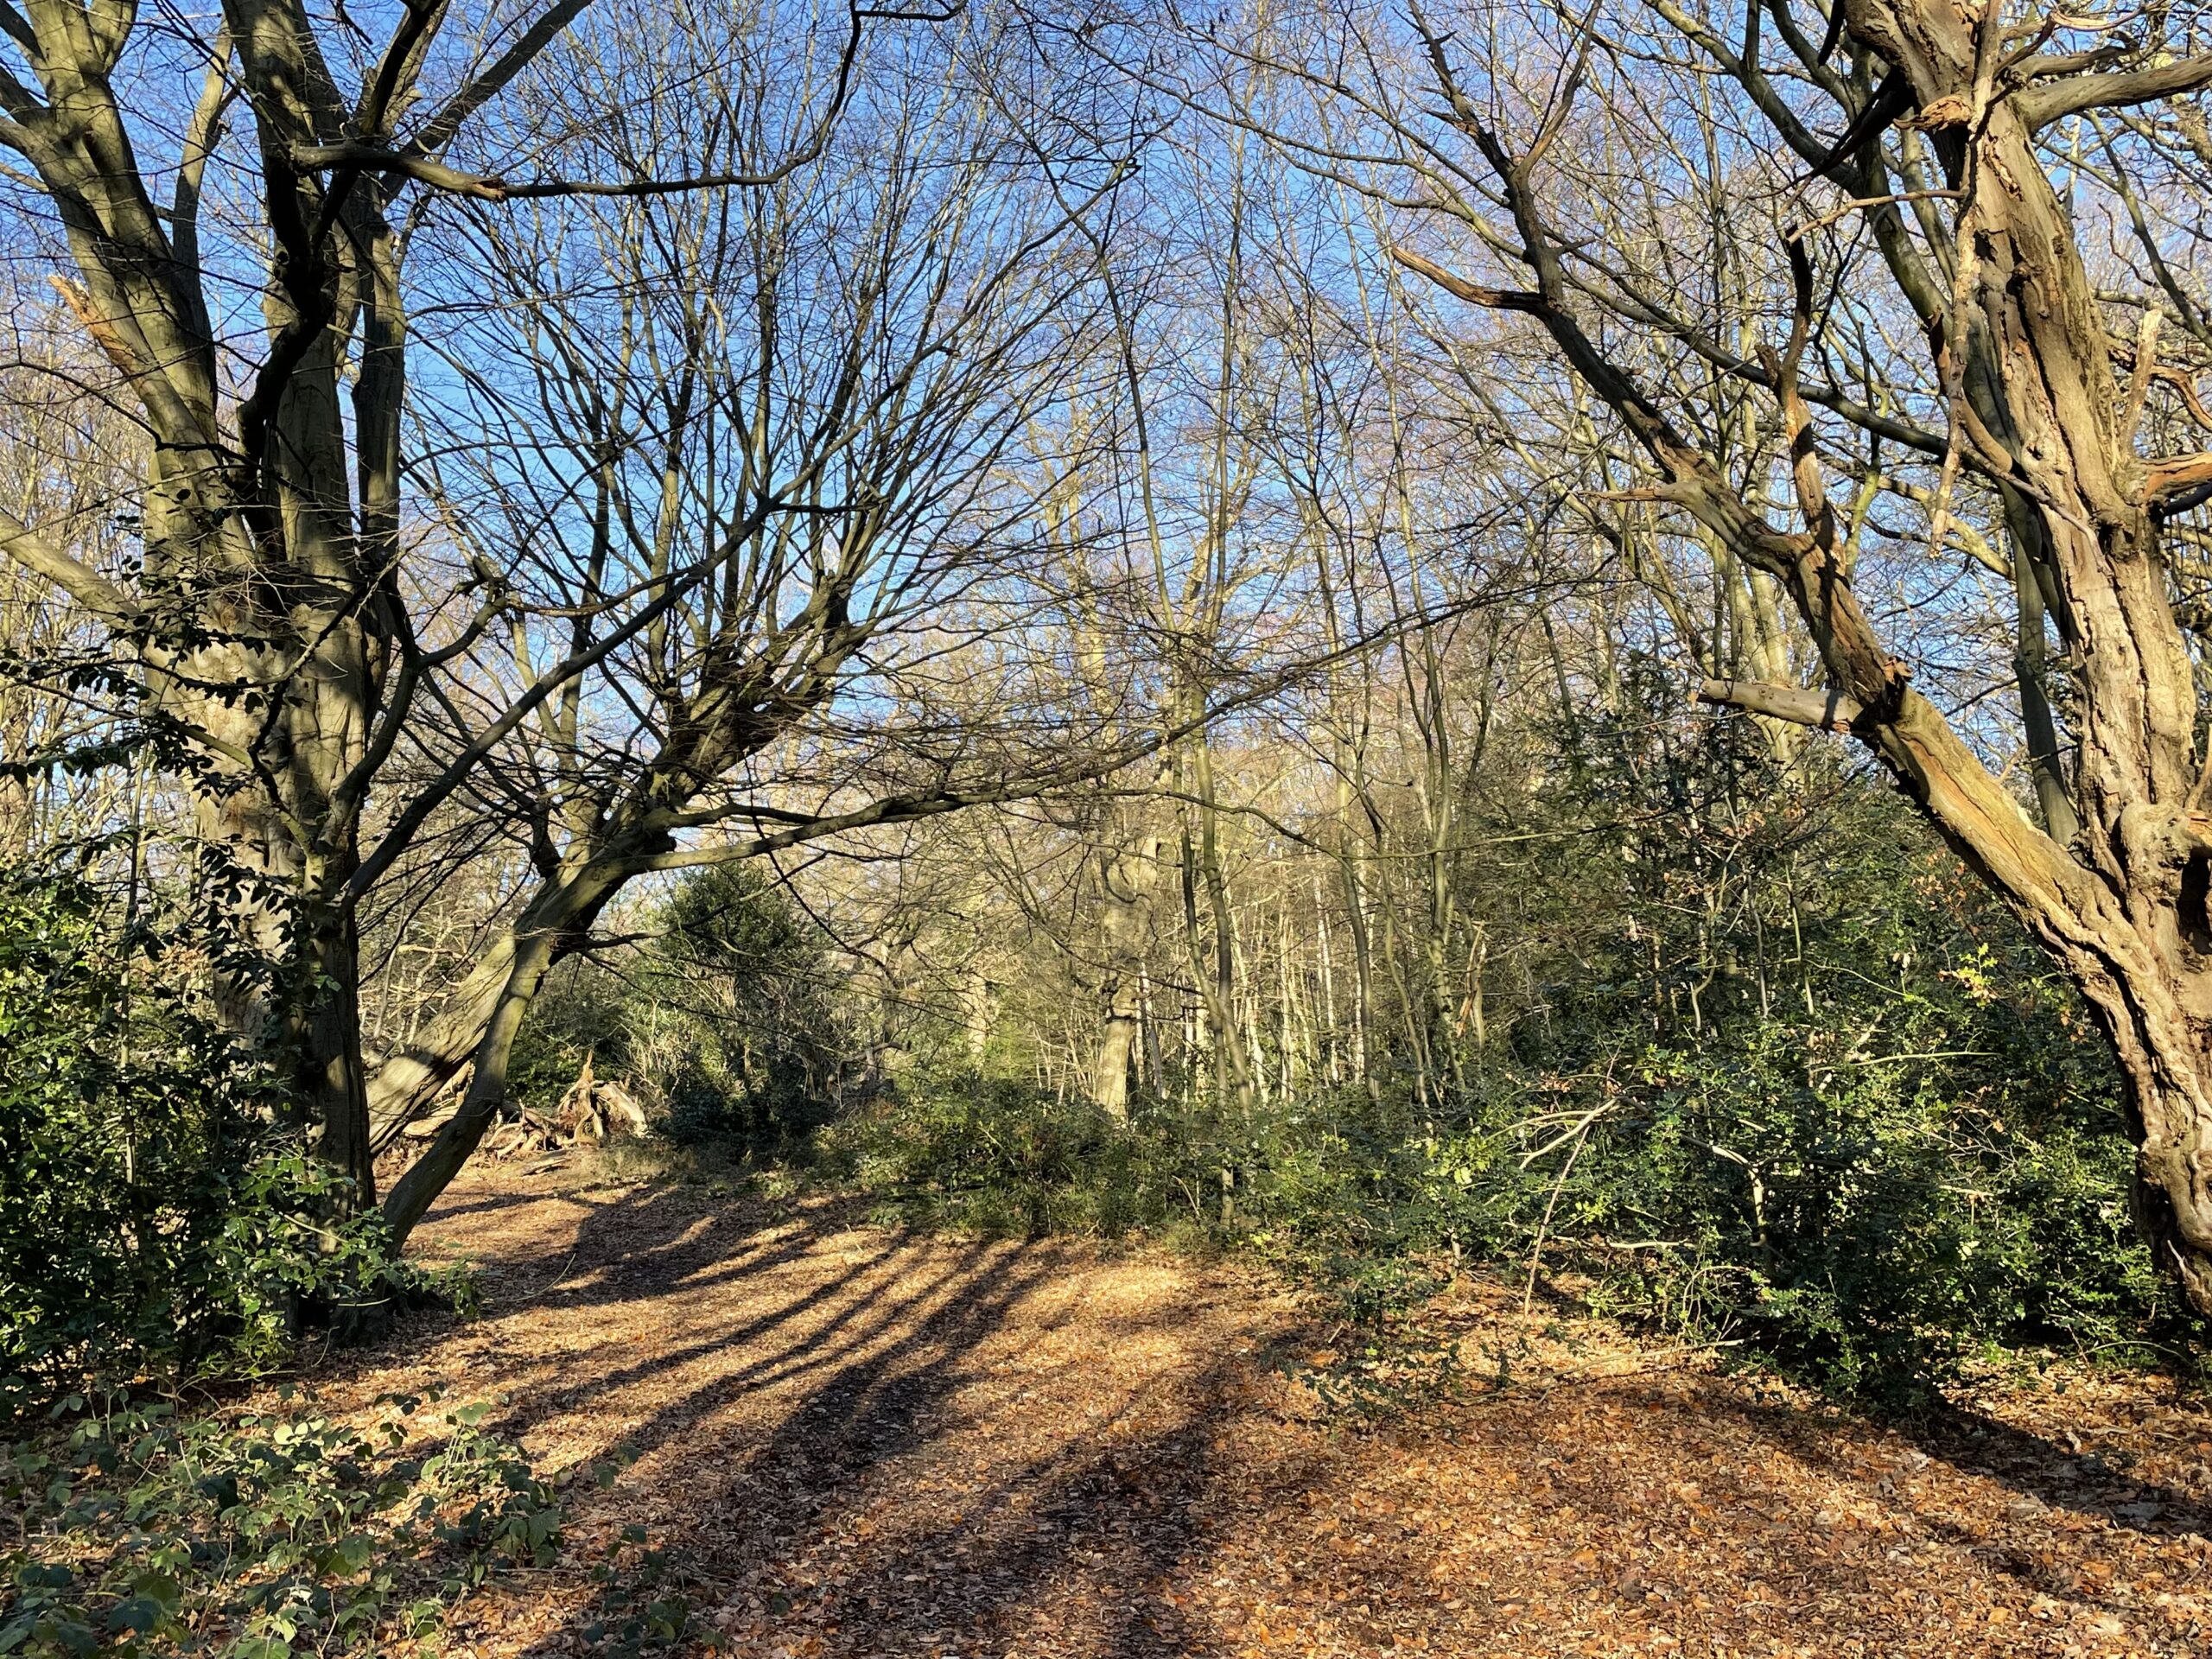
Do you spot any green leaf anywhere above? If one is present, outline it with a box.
[107,1597,165,1636]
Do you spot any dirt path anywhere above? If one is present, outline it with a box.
[323,1168,2212,1657]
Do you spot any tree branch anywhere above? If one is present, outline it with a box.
[405,0,598,158]
[289,141,509,200]
[2016,54,2212,130]
[309,0,944,203]
[1387,245,1548,313]
[0,508,134,618]
[2141,450,2212,517]
[1697,677,1863,731]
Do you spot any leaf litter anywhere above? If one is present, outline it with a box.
[289,1167,2212,1657]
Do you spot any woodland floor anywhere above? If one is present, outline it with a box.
[308,1163,2212,1658]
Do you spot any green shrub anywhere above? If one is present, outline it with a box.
[0,1389,631,1657]
[1452,772,2183,1402]
[0,870,423,1415]
[1393,1015,2170,1404]
[821,1071,1195,1238]
[507,865,844,1152]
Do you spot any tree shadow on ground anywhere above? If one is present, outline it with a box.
[1713,1389,2212,1541]
[1906,1402,2210,1528]
[401,1177,2212,1657]
[445,1179,1251,1656]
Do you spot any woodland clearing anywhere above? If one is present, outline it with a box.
[22,0,2212,1652]
[283,1166,2212,1658]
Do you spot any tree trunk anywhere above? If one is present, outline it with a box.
[1092,1014,1140,1124]
[382,863,620,1245]
[1183,739,1255,1113]
[1090,817,1161,1123]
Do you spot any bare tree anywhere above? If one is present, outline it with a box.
[365,9,1135,1235]
[0,296,141,860]
[0,0,1160,1234]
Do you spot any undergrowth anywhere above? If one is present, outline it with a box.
[0,1388,694,1657]
[787,1048,2204,1414]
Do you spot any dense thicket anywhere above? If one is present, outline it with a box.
[0,866,425,1417]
